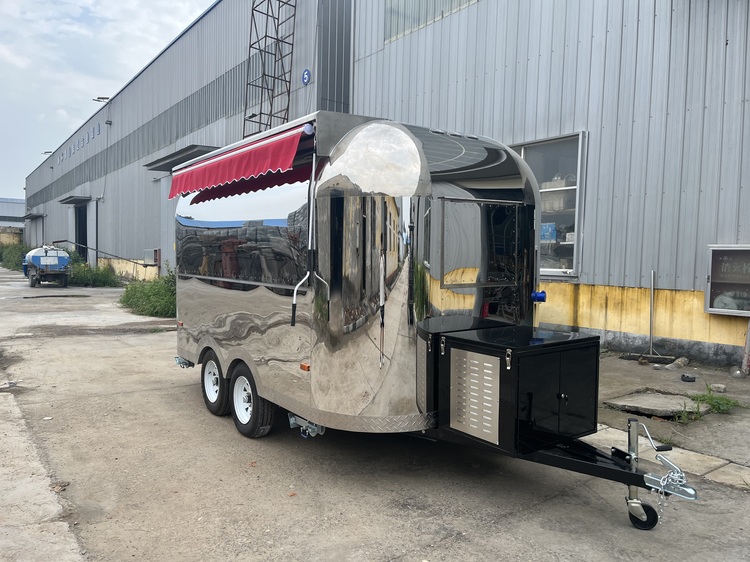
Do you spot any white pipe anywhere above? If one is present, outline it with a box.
[649,270,655,355]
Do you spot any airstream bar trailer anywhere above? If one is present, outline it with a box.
[172,111,696,529]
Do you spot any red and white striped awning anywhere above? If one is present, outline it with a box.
[169,126,309,201]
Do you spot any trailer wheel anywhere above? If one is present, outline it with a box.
[201,350,230,416]
[28,270,37,287]
[61,275,68,288]
[230,363,274,438]
[629,503,659,530]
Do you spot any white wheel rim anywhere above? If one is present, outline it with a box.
[233,375,253,424]
[203,360,220,403]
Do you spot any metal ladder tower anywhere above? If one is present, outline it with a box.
[243,0,297,138]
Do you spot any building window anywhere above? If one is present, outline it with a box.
[515,133,586,276]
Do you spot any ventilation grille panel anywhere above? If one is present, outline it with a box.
[450,348,500,444]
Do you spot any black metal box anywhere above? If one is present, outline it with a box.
[439,326,600,454]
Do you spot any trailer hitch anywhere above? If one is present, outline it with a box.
[288,413,326,438]
[623,418,697,529]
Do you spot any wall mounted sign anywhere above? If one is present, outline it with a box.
[57,122,102,164]
[302,69,311,86]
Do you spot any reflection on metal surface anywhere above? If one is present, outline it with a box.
[175,113,539,433]
[176,277,312,395]
[176,183,308,288]
[416,335,427,413]
[317,121,430,198]
[311,191,414,418]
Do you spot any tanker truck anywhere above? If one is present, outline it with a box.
[23,245,71,287]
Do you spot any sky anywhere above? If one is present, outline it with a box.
[0,0,215,200]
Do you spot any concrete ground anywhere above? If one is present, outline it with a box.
[1,265,750,561]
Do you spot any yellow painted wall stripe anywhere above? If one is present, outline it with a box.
[538,281,747,347]
[98,258,159,281]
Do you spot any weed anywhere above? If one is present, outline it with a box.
[119,267,176,318]
[654,434,676,447]
[675,401,701,425]
[692,383,743,414]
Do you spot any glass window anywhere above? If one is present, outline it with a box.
[516,135,584,275]
[175,182,309,288]
[440,199,521,288]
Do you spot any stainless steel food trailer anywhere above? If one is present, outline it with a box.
[171,111,696,529]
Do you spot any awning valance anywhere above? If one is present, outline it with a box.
[168,126,306,199]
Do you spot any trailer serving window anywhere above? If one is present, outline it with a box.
[175,182,309,290]
[515,133,587,277]
[439,198,522,289]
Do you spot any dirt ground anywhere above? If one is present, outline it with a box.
[1,266,750,561]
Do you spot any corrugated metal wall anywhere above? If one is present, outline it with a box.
[318,0,352,112]
[352,0,750,292]
[24,0,323,265]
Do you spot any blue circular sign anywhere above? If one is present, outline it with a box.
[302,69,311,86]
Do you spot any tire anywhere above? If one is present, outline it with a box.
[201,350,230,416]
[230,363,275,438]
[28,270,36,287]
[61,274,68,288]
[629,503,659,530]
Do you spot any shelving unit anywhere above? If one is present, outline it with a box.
[539,185,576,271]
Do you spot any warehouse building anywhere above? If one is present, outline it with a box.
[0,198,25,229]
[0,197,25,246]
[24,0,750,363]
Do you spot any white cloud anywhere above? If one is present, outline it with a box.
[0,0,212,198]
[0,44,31,68]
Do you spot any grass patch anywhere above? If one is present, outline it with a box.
[673,384,744,425]
[119,268,176,318]
[0,243,32,271]
[692,384,743,414]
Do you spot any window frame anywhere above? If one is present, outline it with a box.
[439,197,523,290]
[514,132,588,279]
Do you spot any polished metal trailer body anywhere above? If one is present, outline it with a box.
[172,111,696,529]
[174,111,539,433]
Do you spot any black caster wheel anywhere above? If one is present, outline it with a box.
[629,503,659,530]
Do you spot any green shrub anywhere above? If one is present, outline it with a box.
[61,250,119,287]
[68,261,121,287]
[0,244,32,271]
[119,268,176,318]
